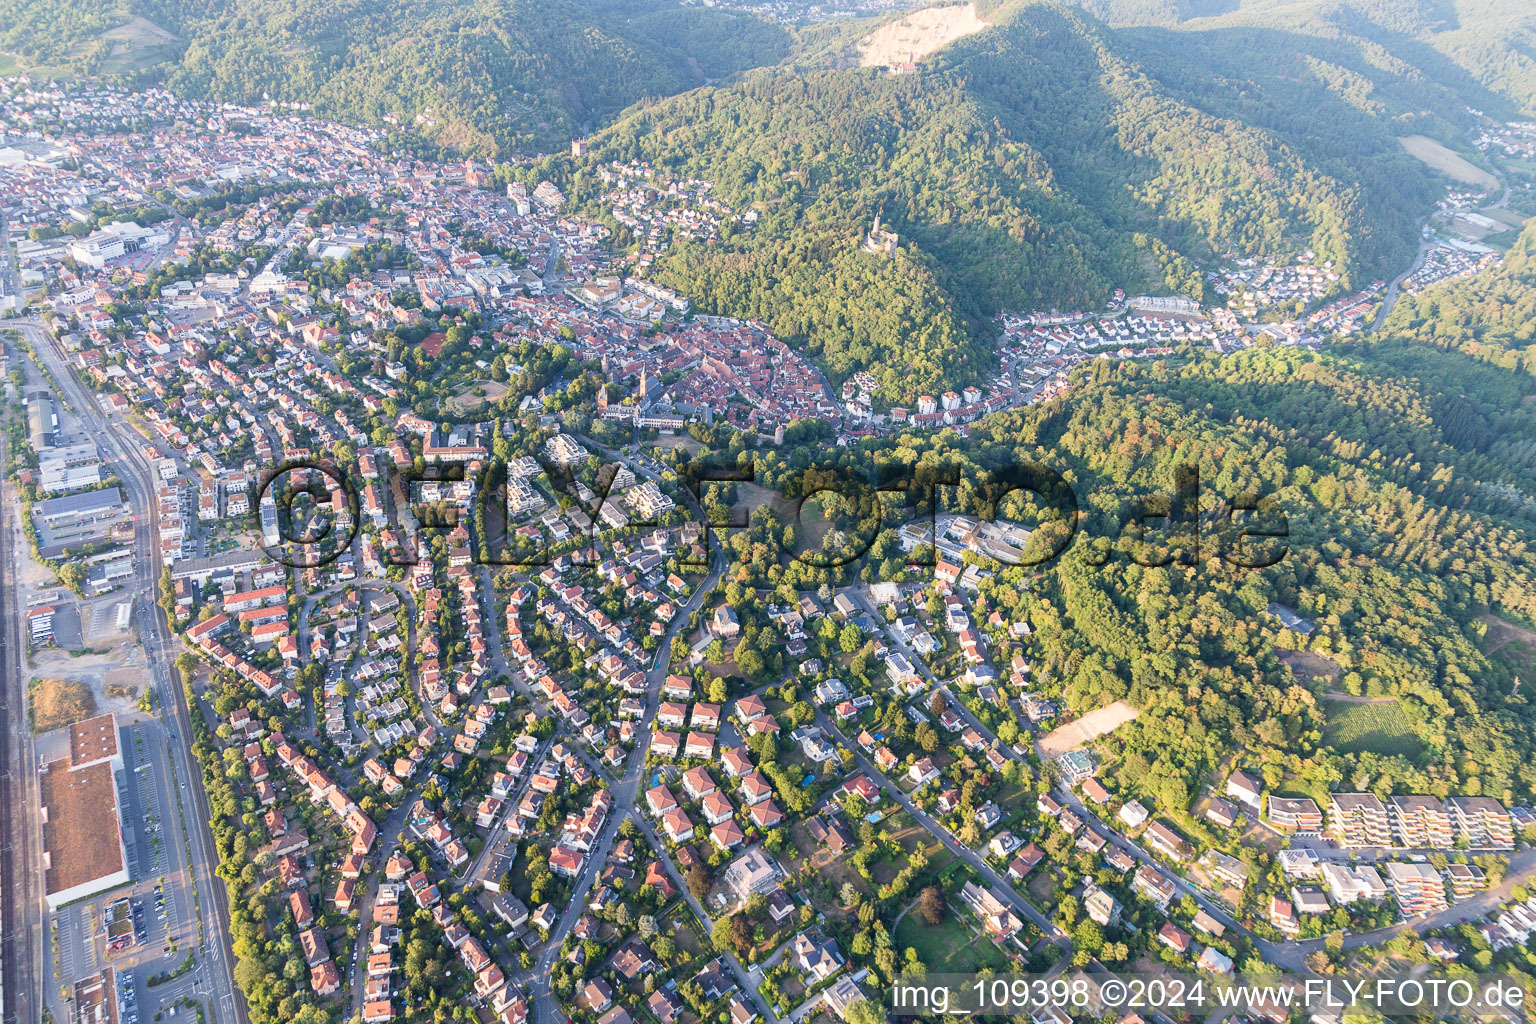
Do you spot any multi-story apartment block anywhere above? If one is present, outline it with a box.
[1446,796,1515,850]
[1390,795,1455,848]
[544,433,587,468]
[1444,862,1487,902]
[1384,862,1449,916]
[1320,862,1387,904]
[1329,793,1391,848]
[1132,864,1176,908]
[627,480,675,520]
[1266,796,1323,832]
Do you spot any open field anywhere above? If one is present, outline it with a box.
[1478,207,1526,230]
[1279,649,1341,685]
[0,54,71,78]
[29,677,98,734]
[730,481,781,521]
[1445,213,1499,241]
[1480,612,1536,679]
[1398,135,1499,189]
[445,378,508,414]
[1038,699,1138,756]
[893,910,1008,973]
[1322,697,1424,757]
[856,2,989,67]
[94,16,179,75]
[1480,611,1536,655]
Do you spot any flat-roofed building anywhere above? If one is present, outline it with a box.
[1390,795,1454,848]
[1444,862,1487,901]
[1329,792,1391,848]
[71,968,119,1024]
[1446,796,1515,850]
[39,442,103,494]
[69,712,124,771]
[1384,861,1449,916]
[32,487,131,555]
[545,433,587,468]
[41,752,130,909]
[1266,795,1323,832]
[1321,862,1387,904]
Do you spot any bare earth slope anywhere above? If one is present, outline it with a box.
[856,2,990,67]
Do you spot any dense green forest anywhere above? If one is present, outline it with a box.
[5,0,1532,157]
[1076,0,1536,118]
[5,0,1534,400]
[1382,218,1536,379]
[576,0,1454,397]
[726,337,1536,801]
[0,0,793,154]
[1015,339,1536,802]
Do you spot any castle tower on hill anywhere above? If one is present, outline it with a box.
[863,209,898,258]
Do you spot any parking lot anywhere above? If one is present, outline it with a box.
[45,716,201,1024]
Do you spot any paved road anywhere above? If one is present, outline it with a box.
[1370,233,1432,330]
[465,735,556,887]
[561,740,776,1023]
[21,318,248,1024]
[528,538,725,1024]
[299,577,432,745]
[0,331,195,1024]
[850,582,1536,971]
[1276,847,1536,970]
[346,792,418,1020]
[0,208,23,302]
[519,442,731,1024]
[2,326,198,1024]
[844,585,1260,956]
[1366,186,1506,332]
[815,710,1065,949]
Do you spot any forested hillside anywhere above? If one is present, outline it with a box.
[0,0,793,154]
[1075,0,1536,118]
[1000,340,1536,802]
[1382,219,1536,379]
[4,0,1531,400]
[732,339,1536,801]
[578,0,1446,398]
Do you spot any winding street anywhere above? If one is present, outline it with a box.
[814,710,1066,949]
[520,439,730,1024]
[842,585,1264,956]
[560,740,777,1023]
[847,583,1536,974]
[1274,848,1536,970]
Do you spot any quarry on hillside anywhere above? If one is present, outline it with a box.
[856,2,991,69]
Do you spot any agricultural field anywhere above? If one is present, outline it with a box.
[1399,135,1499,189]
[1321,698,1424,757]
